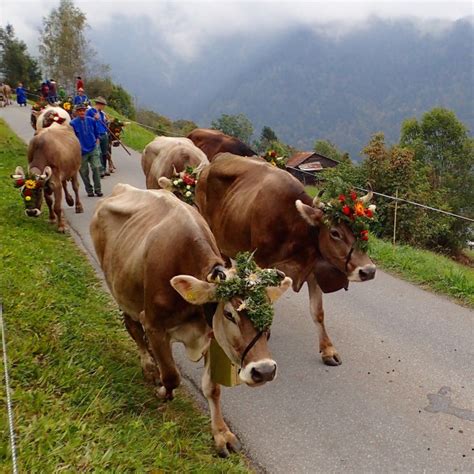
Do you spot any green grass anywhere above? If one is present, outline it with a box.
[0,119,249,472]
[104,106,156,152]
[305,186,474,307]
[369,238,474,307]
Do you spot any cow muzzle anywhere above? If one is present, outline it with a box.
[25,208,41,217]
[348,264,376,282]
[239,359,277,386]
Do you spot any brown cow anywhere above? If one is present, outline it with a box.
[196,153,376,366]
[0,83,12,106]
[187,128,257,161]
[141,136,208,189]
[12,126,83,232]
[90,184,291,456]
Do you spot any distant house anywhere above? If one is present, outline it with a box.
[286,151,339,185]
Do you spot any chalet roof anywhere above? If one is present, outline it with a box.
[286,151,340,168]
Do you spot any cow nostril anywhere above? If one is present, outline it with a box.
[251,364,277,383]
[359,267,376,281]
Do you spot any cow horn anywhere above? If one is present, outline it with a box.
[312,195,326,209]
[359,183,373,203]
[39,166,52,181]
[12,166,25,179]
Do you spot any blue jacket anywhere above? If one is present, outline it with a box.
[86,108,108,134]
[70,117,100,154]
[74,94,89,105]
[16,87,27,103]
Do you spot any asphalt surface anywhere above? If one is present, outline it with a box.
[2,106,473,473]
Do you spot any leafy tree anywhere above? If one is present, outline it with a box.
[0,24,41,89]
[108,84,135,119]
[254,125,279,153]
[173,119,198,136]
[314,139,347,163]
[39,0,95,92]
[211,113,254,145]
[85,76,115,100]
[136,108,172,133]
[400,108,473,252]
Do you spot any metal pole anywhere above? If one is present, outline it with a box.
[393,188,399,246]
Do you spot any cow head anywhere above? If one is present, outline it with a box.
[109,119,127,146]
[296,189,376,287]
[11,166,52,217]
[171,264,292,386]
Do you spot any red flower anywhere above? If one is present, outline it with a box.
[16,179,25,187]
[338,194,346,202]
[269,150,277,158]
[360,230,369,241]
[350,191,357,201]
[182,174,196,186]
[342,205,351,216]
[365,209,373,218]
[23,189,33,197]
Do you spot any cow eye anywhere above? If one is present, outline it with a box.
[330,229,342,240]
[223,309,236,324]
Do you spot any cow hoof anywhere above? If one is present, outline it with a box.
[217,447,230,458]
[155,386,174,400]
[65,196,74,206]
[227,437,242,453]
[75,205,84,214]
[322,354,342,366]
[57,226,66,233]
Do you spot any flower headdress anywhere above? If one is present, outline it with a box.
[215,252,284,331]
[315,188,376,250]
[263,150,286,169]
[12,173,45,205]
[169,166,199,205]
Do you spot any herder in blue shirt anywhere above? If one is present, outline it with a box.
[73,88,89,106]
[16,82,27,106]
[70,103,102,197]
[87,97,109,177]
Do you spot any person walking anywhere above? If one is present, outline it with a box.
[76,76,84,91]
[74,88,89,106]
[87,96,110,177]
[16,83,27,106]
[70,104,103,197]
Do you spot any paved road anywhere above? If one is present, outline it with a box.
[2,106,473,473]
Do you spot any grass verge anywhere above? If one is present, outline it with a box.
[305,185,474,307]
[0,118,249,472]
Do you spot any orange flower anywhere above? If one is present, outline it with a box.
[354,202,365,216]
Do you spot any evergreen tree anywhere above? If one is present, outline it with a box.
[39,0,94,92]
[0,24,41,89]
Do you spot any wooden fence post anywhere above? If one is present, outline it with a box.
[393,188,399,246]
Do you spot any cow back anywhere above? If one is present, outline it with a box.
[187,128,257,161]
[195,153,318,290]
[91,184,224,321]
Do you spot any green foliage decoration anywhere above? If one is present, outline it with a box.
[215,252,283,331]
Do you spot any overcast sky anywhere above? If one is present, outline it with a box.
[1,1,473,59]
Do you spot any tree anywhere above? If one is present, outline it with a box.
[314,139,348,163]
[0,24,41,89]
[254,125,279,153]
[211,113,254,145]
[39,0,94,92]
[108,84,135,119]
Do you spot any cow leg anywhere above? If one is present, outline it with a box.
[142,322,180,400]
[52,186,66,233]
[107,153,116,173]
[202,352,241,457]
[62,180,74,206]
[44,190,55,223]
[123,313,160,385]
[71,174,83,213]
[307,272,342,366]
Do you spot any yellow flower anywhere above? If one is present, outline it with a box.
[25,196,32,201]
[25,180,36,189]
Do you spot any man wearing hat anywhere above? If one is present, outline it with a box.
[74,88,89,105]
[87,96,110,177]
[70,103,103,197]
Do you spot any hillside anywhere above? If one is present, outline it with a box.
[94,17,473,158]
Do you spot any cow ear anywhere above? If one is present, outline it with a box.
[158,177,173,191]
[170,275,217,305]
[266,276,292,303]
[295,200,323,226]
